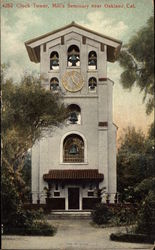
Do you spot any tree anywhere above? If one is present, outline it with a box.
[117,126,154,202]
[1,64,68,231]
[2,70,67,171]
[118,16,154,114]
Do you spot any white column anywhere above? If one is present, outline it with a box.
[65,187,68,210]
[79,187,82,210]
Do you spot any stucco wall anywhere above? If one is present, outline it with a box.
[31,29,117,204]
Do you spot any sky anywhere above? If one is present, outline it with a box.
[1,0,154,138]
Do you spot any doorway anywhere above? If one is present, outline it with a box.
[68,188,79,209]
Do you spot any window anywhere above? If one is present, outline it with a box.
[67,45,80,67]
[68,104,81,124]
[54,191,60,197]
[63,134,84,163]
[88,77,97,91]
[50,78,59,91]
[55,183,58,190]
[88,191,94,197]
[50,51,59,70]
[88,51,97,70]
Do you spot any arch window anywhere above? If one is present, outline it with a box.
[67,104,81,124]
[50,51,59,70]
[63,134,84,163]
[88,51,97,70]
[50,78,59,91]
[88,77,97,91]
[67,45,80,67]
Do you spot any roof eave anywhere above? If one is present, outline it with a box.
[25,22,122,63]
[25,21,122,45]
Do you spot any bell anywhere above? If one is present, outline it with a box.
[51,54,59,67]
[50,79,59,91]
[69,55,79,66]
[52,59,59,66]
[89,78,97,90]
[89,59,96,66]
[51,83,58,91]
[69,112,78,124]
[69,144,78,154]
[89,52,97,66]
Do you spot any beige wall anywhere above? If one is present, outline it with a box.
[31,29,117,205]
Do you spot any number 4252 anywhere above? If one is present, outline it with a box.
[2,2,13,8]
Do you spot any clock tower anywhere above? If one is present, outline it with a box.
[25,22,122,210]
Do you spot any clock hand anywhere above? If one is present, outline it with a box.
[71,75,79,87]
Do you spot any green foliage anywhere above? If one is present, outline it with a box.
[117,125,155,236]
[109,206,136,227]
[134,177,155,199]
[135,190,155,235]
[1,164,21,226]
[5,222,56,236]
[110,233,153,244]
[118,16,154,114]
[21,152,31,201]
[4,209,56,236]
[92,204,136,227]
[1,64,67,234]
[91,204,113,225]
[117,126,154,202]
[2,69,67,171]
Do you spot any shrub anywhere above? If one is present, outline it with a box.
[91,204,113,225]
[4,221,56,236]
[3,208,56,236]
[26,221,57,236]
[92,204,137,226]
[110,206,136,226]
[135,191,155,235]
[110,233,154,244]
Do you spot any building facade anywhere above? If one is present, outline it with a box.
[25,22,122,210]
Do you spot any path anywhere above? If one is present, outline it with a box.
[2,219,154,250]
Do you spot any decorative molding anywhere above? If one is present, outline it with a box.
[60,131,88,164]
[64,95,98,98]
[43,43,46,52]
[98,78,107,81]
[101,43,105,51]
[98,122,108,127]
[61,36,64,45]
[82,36,86,44]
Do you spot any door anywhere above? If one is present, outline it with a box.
[68,188,79,209]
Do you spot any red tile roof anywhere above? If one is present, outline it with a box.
[43,169,104,181]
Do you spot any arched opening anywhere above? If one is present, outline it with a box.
[50,77,59,91]
[67,45,80,67]
[88,51,97,70]
[63,134,84,162]
[50,51,59,70]
[67,104,81,124]
[88,77,97,91]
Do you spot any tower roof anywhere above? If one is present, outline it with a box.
[25,21,122,63]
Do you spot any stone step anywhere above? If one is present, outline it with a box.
[46,210,92,220]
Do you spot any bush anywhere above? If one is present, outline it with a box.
[135,191,155,235]
[91,204,113,225]
[110,233,154,244]
[3,208,56,236]
[92,204,137,226]
[4,221,56,236]
[110,206,136,226]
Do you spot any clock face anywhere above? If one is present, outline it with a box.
[62,71,84,92]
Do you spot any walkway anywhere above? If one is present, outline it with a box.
[2,219,154,250]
